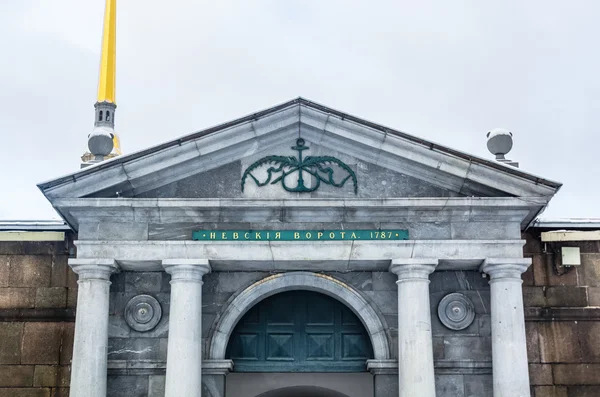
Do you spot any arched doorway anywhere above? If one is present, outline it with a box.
[226,291,374,372]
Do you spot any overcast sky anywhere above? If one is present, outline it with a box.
[1,0,598,220]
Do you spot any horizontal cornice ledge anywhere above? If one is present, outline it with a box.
[73,239,527,272]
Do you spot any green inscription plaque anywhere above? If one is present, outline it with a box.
[192,229,409,241]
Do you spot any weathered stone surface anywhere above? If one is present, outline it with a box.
[211,272,266,294]
[373,374,397,397]
[450,221,520,240]
[50,255,69,288]
[523,286,547,307]
[0,256,9,287]
[66,288,77,308]
[0,389,51,397]
[577,322,600,362]
[372,271,396,291]
[567,386,600,397]
[8,255,52,287]
[0,241,65,256]
[580,254,600,287]
[65,335,83,381]
[0,323,23,364]
[35,288,67,309]
[546,287,588,307]
[107,375,149,397]
[526,322,541,362]
[79,221,148,241]
[435,374,465,396]
[529,363,553,385]
[148,375,165,397]
[107,338,168,361]
[531,254,549,286]
[533,386,568,397]
[442,336,492,361]
[463,374,492,397]
[478,314,492,337]
[588,287,600,307]
[363,290,397,315]
[553,364,600,385]
[33,365,59,387]
[50,388,69,397]
[21,323,63,365]
[124,272,162,293]
[0,365,34,387]
[538,322,582,363]
[0,287,35,309]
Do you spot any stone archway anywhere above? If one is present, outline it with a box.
[208,271,391,361]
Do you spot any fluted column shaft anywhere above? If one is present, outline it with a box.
[163,259,211,397]
[68,259,118,397]
[482,258,532,397]
[391,259,438,397]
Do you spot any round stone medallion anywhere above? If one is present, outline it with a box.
[437,293,475,331]
[124,295,162,332]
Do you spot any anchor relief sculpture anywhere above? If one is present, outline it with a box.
[241,138,358,194]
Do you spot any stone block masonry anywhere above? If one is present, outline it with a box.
[523,231,600,397]
[0,240,75,397]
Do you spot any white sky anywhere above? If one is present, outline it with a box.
[1,0,598,220]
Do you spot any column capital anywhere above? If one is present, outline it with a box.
[68,258,119,281]
[481,258,531,280]
[162,259,211,282]
[390,258,437,280]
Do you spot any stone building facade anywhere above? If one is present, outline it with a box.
[2,99,599,397]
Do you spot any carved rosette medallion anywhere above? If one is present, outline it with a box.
[124,294,162,332]
[437,293,475,331]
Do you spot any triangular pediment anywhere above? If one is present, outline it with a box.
[39,98,560,203]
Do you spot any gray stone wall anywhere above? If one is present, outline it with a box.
[106,269,493,397]
[0,239,76,397]
[135,140,466,200]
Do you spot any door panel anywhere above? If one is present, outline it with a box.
[226,291,373,372]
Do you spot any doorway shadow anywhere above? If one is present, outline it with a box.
[255,386,350,397]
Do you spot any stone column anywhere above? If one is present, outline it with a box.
[390,259,437,397]
[481,258,532,397]
[163,259,211,397]
[68,258,119,397]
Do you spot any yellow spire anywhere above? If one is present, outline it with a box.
[97,0,116,103]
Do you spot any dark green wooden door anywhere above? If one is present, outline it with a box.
[226,291,373,372]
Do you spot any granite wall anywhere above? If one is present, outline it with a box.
[522,231,600,397]
[0,239,76,397]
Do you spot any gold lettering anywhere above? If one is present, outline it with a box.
[305,232,312,239]
[275,232,281,240]
[255,232,262,240]
[233,232,239,240]
[318,232,323,239]
[244,232,250,239]
[294,232,300,240]
[222,232,228,240]
[210,232,216,240]
[329,232,335,239]
[351,232,357,239]
[340,232,346,239]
